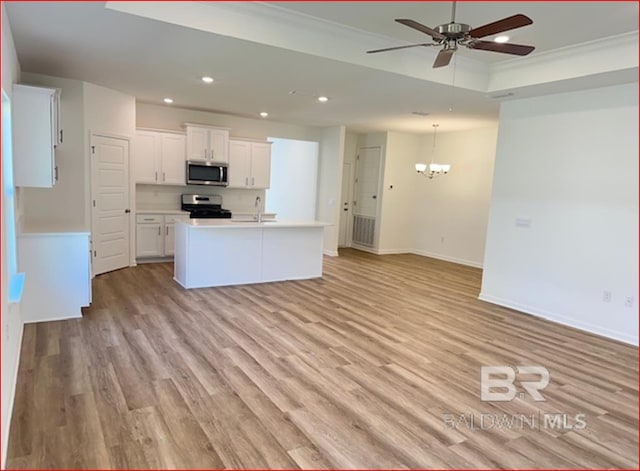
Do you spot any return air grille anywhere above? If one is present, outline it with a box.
[353,215,375,247]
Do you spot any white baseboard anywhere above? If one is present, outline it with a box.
[376,248,411,255]
[478,293,638,346]
[2,319,25,468]
[411,249,483,268]
[350,244,378,254]
[348,245,484,268]
[23,312,82,324]
[323,249,339,257]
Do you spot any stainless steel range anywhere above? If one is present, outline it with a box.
[181,194,232,219]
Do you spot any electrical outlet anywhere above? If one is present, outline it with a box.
[602,291,612,303]
[625,296,634,308]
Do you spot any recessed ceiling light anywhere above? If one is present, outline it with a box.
[163,98,174,104]
[201,76,214,84]
[317,96,329,103]
[260,112,269,118]
[494,35,509,43]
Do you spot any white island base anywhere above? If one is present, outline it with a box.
[174,220,327,289]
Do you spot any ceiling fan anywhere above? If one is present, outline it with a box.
[367,1,535,68]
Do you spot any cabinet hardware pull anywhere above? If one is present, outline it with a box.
[60,129,63,143]
[144,218,154,221]
[155,171,158,181]
[166,226,169,236]
[163,172,166,182]
[125,209,131,214]
[245,177,248,186]
[54,166,59,181]
[158,227,161,236]
[252,177,255,186]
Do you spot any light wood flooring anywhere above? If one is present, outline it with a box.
[6,249,638,469]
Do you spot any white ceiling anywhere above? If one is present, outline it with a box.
[271,1,639,62]
[5,1,638,134]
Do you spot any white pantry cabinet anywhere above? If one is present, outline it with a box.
[133,129,186,185]
[228,139,272,189]
[185,123,230,163]
[136,214,189,259]
[12,83,62,188]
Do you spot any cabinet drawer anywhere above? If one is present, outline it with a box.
[136,214,163,224]
[165,215,190,224]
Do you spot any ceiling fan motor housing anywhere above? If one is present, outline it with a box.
[436,22,471,39]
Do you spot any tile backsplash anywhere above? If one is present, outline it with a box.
[136,184,265,213]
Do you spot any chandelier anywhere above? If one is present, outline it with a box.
[415,124,450,179]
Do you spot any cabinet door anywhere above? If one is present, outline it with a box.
[209,128,229,163]
[228,140,251,188]
[250,142,272,189]
[12,84,57,188]
[160,133,186,185]
[133,131,160,184]
[186,126,208,160]
[164,224,176,256]
[136,223,163,258]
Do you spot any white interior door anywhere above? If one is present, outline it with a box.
[91,134,130,275]
[352,147,381,247]
[355,147,381,217]
[338,161,353,247]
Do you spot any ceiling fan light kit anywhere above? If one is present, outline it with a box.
[367,1,535,68]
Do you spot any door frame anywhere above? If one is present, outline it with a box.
[353,145,384,250]
[338,161,354,248]
[89,131,135,277]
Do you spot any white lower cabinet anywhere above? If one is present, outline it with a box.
[18,232,91,322]
[136,214,189,259]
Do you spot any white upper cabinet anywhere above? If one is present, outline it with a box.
[228,140,251,188]
[228,139,272,189]
[160,133,186,185]
[250,142,272,189]
[185,124,229,163]
[133,129,186,185]
[12,84,62,188]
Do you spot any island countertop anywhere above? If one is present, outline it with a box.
[174,219,328,289]
[178,219,330,229]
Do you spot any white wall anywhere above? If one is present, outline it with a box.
[481,83,638,345]
[316,126,346,255]
[265,138,319,220]
[19,73,86,230]
[412,126,498,266]
[378,132,421,253]
[137,102,322,142]
[1,3,22,465]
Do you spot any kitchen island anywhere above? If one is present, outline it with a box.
[174,219,329,288]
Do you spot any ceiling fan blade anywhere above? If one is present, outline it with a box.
[468,40,535,56]
[367,43,437,54]
[396,19,446,41]
[433,48,455,68]
[469,14,533,38]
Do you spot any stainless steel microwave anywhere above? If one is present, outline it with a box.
[186,160,228,186]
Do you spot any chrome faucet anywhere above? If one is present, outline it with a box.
[254,196,263,223]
